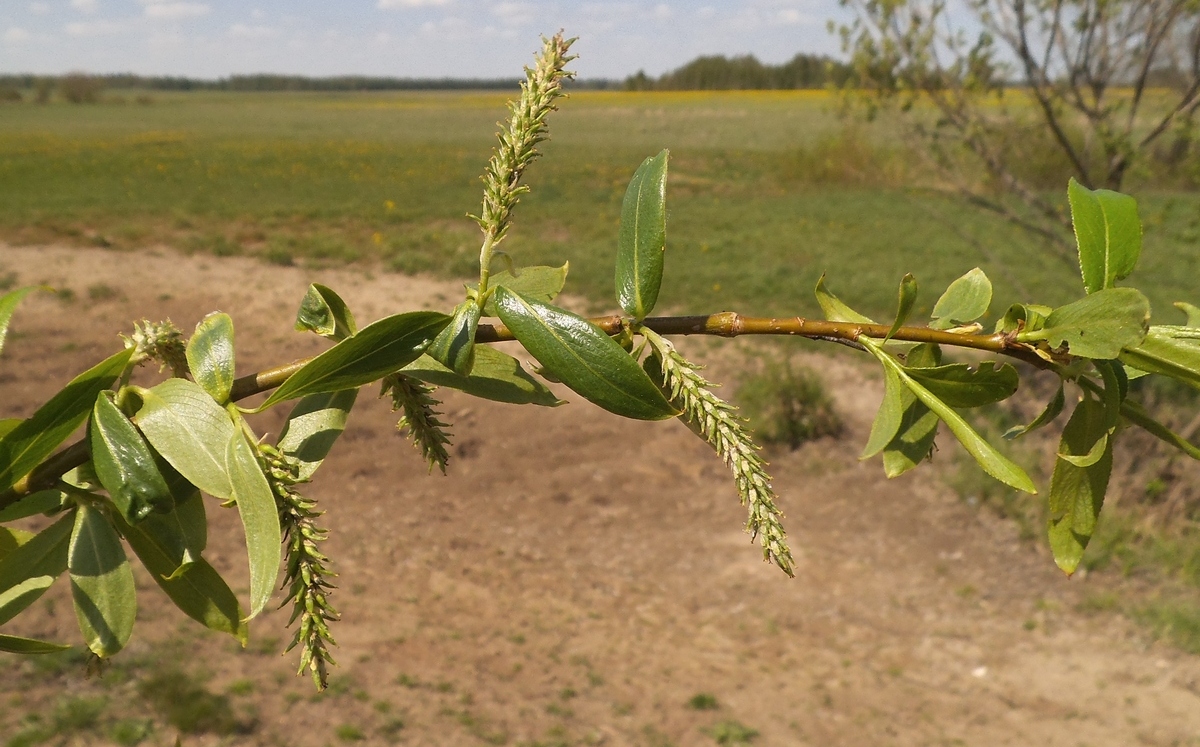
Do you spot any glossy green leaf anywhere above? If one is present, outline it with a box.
[226,432,280,620]
[905,362,1019,408]
[0,286,43,359]
[861,363,905,459]
[427,299,481,375]
[1120,326,1200,390]
[885,274,918,341]
[0,348,133,495]
[1120,398,1200,461]
[0,419,18,439]
[117,510,245,643]
[881,403,940,478]
[477,264,569,316]
[494,287,677,421]
[137,379,236,499]
[255,311,448,412]
[295,283,357,341]
[1047,398,1113,574]
[1021,288,1150,360]
[0,633,70,654]
[615,149,669,319]
[91,392,174,524]
[0,489,64,523]
[277,389,359,481]
[0,513,72,625]
[186,313,236,403]
[815,274,875,324]
[931,268,992,330]
[1068,178,1141,295]
[134,490,206,579]
[865,341,1036,493]
[1004,383,1066,440]
[403,348,562,407]
[0,526,33,562]
[69,505,136,658]
[1176,302,1200,327]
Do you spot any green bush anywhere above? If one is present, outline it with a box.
[737,359,842,449]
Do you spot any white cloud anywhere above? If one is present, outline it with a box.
[3,27,32,43]
[28,2,51,14]
[777,8,811,24]
[229,23,277,39]
[378,0,452,8]
[697,6,716,18]
[491,2,534,26]
[65,19,126,36]
[70,0,99,12]
[653,3,671,19]
[143,2,211,19]
[251,9,265,19]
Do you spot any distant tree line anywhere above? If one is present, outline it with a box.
[0,73,620,96]
[625,53,852,90]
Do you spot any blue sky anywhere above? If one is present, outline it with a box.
[0,1,850,79]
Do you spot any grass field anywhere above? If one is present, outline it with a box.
[3,89,1200,322]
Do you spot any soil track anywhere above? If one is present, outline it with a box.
[2,244,1199,747]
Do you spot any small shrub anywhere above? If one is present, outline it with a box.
[0,86,22,103]
[110,719,154,746]
[53,695,106,731]
[686,693,719,710]
[737,359,842,449]
[1134,598,1200,654]
[703,719,759,745]
[137,667,251,735]
[335,724,366,742]
[87,283,120,302]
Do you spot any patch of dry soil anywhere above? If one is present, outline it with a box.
[2,244,1199,747]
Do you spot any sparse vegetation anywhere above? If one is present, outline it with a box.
[736,358,842,449]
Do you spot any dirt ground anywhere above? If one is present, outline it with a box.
[1,244,1199,747]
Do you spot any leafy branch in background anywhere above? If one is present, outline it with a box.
[2,31,1200,695]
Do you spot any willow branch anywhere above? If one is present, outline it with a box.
[1,311,1049,507]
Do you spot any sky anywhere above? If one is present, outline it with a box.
[0,0,850,79]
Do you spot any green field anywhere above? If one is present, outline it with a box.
[2,89,1199,321]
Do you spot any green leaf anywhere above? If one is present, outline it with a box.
[1120,326,1200,390]
[226,432,280,621]
[186,313,236,403]
[117,510,245,643]
[1020,287,1150,360]
[1176,302,1200,327]
[0,574,52,622]
[0,286,44,359]
[134,490,206,579]
[905,362,1019,408]
[0,633,70,654]
[1047,398,1113,574]
[477,264,569,316]
[994,303,1052,335]
[861,363,905,459]
[295,283,358,341]
[615,149,669,319]
[0,348,134,494]
[0,419,18,439]
[137,379,237,499]
[69,505,136,658]
[1120,398,1200,461]
[0,489,65,523]
[0,526,34,562]
[885,274,918,341]
[1004,383,1066,439]
[865,341,1036,493]
[402,347,562,407]
[931,268,992,330]
[493,287,677,421]
[881,404,940,478]
[277,389,359,481]
[815,274,875,324]
[90,392,174,524]
[0,513,72,624]
[427,299,481,375]
[255,311,448,412]
[1068,178,1141,295]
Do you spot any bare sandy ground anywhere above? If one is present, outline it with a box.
[1,244,1199,747]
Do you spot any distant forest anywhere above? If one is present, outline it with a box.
[0,53,851,95]
[625,53,852,90]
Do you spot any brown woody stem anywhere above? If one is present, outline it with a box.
[1,312,1044,508]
